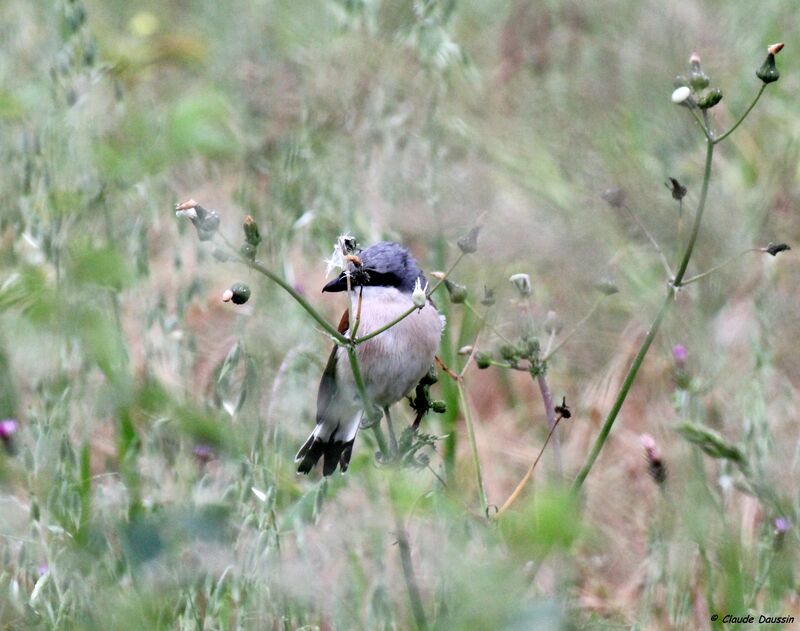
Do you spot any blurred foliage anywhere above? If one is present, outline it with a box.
[0,0,799,629]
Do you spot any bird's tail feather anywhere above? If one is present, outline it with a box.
[295,413,360,475]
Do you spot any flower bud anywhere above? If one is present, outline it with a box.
[431,400,447,414]
[764,242,790,256]
[756,44,782,84]
[544,310,562,335]
[223,283,251,305]
[457,225,481,254]
[243,215,262,247]
[601,187,626,208]
[458,345,474,356]
[641,433,667,485]
[474,352,493,369]
[697,88,722,110]
[508,273,532,297]
[412,278,428,308]
[175,199,219,241]
[594,278,619,296]
[671,86,691,104]
[0,419,18,455]
[499,344,519,362]
[212,247,230,262]
[444,280,467,304]
[240,243,256,261]
[665,177,687,201]
[481,286,496,307]
[689,68,710,91]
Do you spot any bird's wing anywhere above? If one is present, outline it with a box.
[315,309,349,419]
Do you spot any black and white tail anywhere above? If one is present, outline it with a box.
[295,413,361,476]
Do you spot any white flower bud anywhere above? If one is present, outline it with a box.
[509,273,532,297]
[412,278,428,308]
[671,86,691,104]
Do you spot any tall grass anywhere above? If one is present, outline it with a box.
[1,1,798,629]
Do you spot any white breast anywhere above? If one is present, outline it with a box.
[337,287,443,407]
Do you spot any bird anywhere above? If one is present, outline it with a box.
[295,241,444,476]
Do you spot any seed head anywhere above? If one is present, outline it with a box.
[412,278,428,308]
[641,433,667,485]
[671,86,691,104]
[509,273,532,297]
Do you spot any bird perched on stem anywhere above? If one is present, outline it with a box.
[295,241,444,476]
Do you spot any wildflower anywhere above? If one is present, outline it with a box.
[641,433,667,485]
[509,273,532,297]
[665,177,687,201]
[773,516,791,549]
[193,444,214,465]
[175,199,220,241]
[672,344,688,365]
[757,43,783,84]
[0,419,18,455]
[671,86,691,104]
[412,278,428,308]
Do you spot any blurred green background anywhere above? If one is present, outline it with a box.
[1,1,798,629]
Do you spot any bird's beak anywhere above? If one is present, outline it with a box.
[322,272,348,293]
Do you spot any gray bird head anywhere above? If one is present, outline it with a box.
[322,241,425,294]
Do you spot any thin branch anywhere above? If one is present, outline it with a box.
[678,248,760,286]
[714,84,767,144]
[456,379,488,514]
[536,374,562,479]
[622,204,674,278]
[496,415,563,515]
[390,486,429,630]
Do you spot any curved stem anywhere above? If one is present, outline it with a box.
[536,374,562,479]
[678,248,760,286]
[673,140,715,285]
[714,85,766,145]
[456,379,488,514]
[496,416,562,515]
[217,234,348,345]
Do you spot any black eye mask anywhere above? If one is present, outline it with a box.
[321,268,404,293]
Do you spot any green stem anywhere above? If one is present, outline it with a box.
[678,248,759,286]
[456,379,488,513]
[345,345,388,457]
[714,84,766,145]
[673,140,715,285]
[217,232,348,345]
[688,106,713,141]
[390,481,429,630]
[571,293,672,491]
